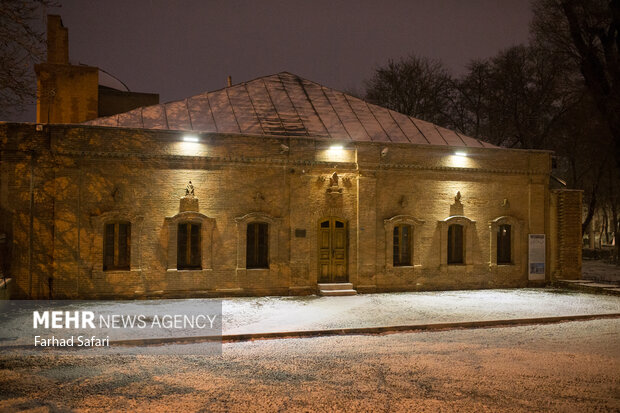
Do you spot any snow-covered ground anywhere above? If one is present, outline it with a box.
[2,289,618,346]
[582,259,620,283]
[222,288,620,334]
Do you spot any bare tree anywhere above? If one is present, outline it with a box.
[0,0,53,119]
[533,0,620,260]
[551,93,613,234]
[533,0,620,168]
[450,60,490,138]
[364,54,455,127]
[453,45,576,149]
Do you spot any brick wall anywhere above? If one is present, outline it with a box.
[0,123,563,298]
[550,190,583,280]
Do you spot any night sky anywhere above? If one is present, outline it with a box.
[20,0,532,121]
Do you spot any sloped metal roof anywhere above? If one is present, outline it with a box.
[85,72,496,148]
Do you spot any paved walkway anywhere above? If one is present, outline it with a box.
[557,260,620,294]
[582,259,620,283]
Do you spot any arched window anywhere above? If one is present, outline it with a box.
[246,222,269,269]
[177,222,201,270]
[384,215,425,270]
[439,216,475,271]
[447,224,464,264]
[103,222,131,271]
[165,211,214,272]
[488,216,522,268]
[393,224,412,266]
[497,224,512,264]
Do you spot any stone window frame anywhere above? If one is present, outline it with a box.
[165,211,215,272]
[384,215,425,269]
[234,212,280,270]
[439,215,476,271]
[92,211,143,276]
[488,216,523,268]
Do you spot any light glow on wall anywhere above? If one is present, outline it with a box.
[447,151,474,168]
[317,144,353,163]
[175,135,206,156]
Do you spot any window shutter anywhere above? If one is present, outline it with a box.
[117,223,130,269]
[177,223,188,269]
[190,224,201,267]
[103,223,115,270]
[258,223,269,268]
[246,223,257,268]
[393,226,400,265]
[497,224,511,264]
[448,224,464,264]
[401,225,411,266]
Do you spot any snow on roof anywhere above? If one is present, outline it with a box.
[84,72,496,148]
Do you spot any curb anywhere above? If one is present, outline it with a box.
[111,312,620,347]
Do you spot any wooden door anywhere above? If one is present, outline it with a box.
[318,218,348,283]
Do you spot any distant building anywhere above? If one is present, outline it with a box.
[0,18,582,299]
[34,15,158,124]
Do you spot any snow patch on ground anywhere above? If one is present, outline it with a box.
[222,288,620,334]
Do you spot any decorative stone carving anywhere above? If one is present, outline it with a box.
[111,186,119,202]
[180,180,199,212]
[398,195,408,209]
[450,191,464,216]
[330,172,339,187]
[327,172,343,194]
[253,192,265,203]
[185,180,195,197]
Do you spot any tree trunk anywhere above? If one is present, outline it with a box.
[582,191,597,235]
[612,204,619,263]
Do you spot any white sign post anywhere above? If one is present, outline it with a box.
[528,234,546,280]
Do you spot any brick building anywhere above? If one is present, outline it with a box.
[0,17,582,299]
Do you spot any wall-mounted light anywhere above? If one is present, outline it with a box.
[319,143,353,163]
[178,134,204,156]
[381,147,389,157]
[447,150,473,168]
[183,135,200,143]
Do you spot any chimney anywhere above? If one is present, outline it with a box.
[227,76,232,87]
[46,15,69,65]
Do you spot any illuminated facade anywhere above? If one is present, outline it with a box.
[0,72,582,299]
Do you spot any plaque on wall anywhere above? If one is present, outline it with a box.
[528,234,545,280]
[295,229,306,238]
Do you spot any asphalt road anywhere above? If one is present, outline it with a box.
[1,319,619,412]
